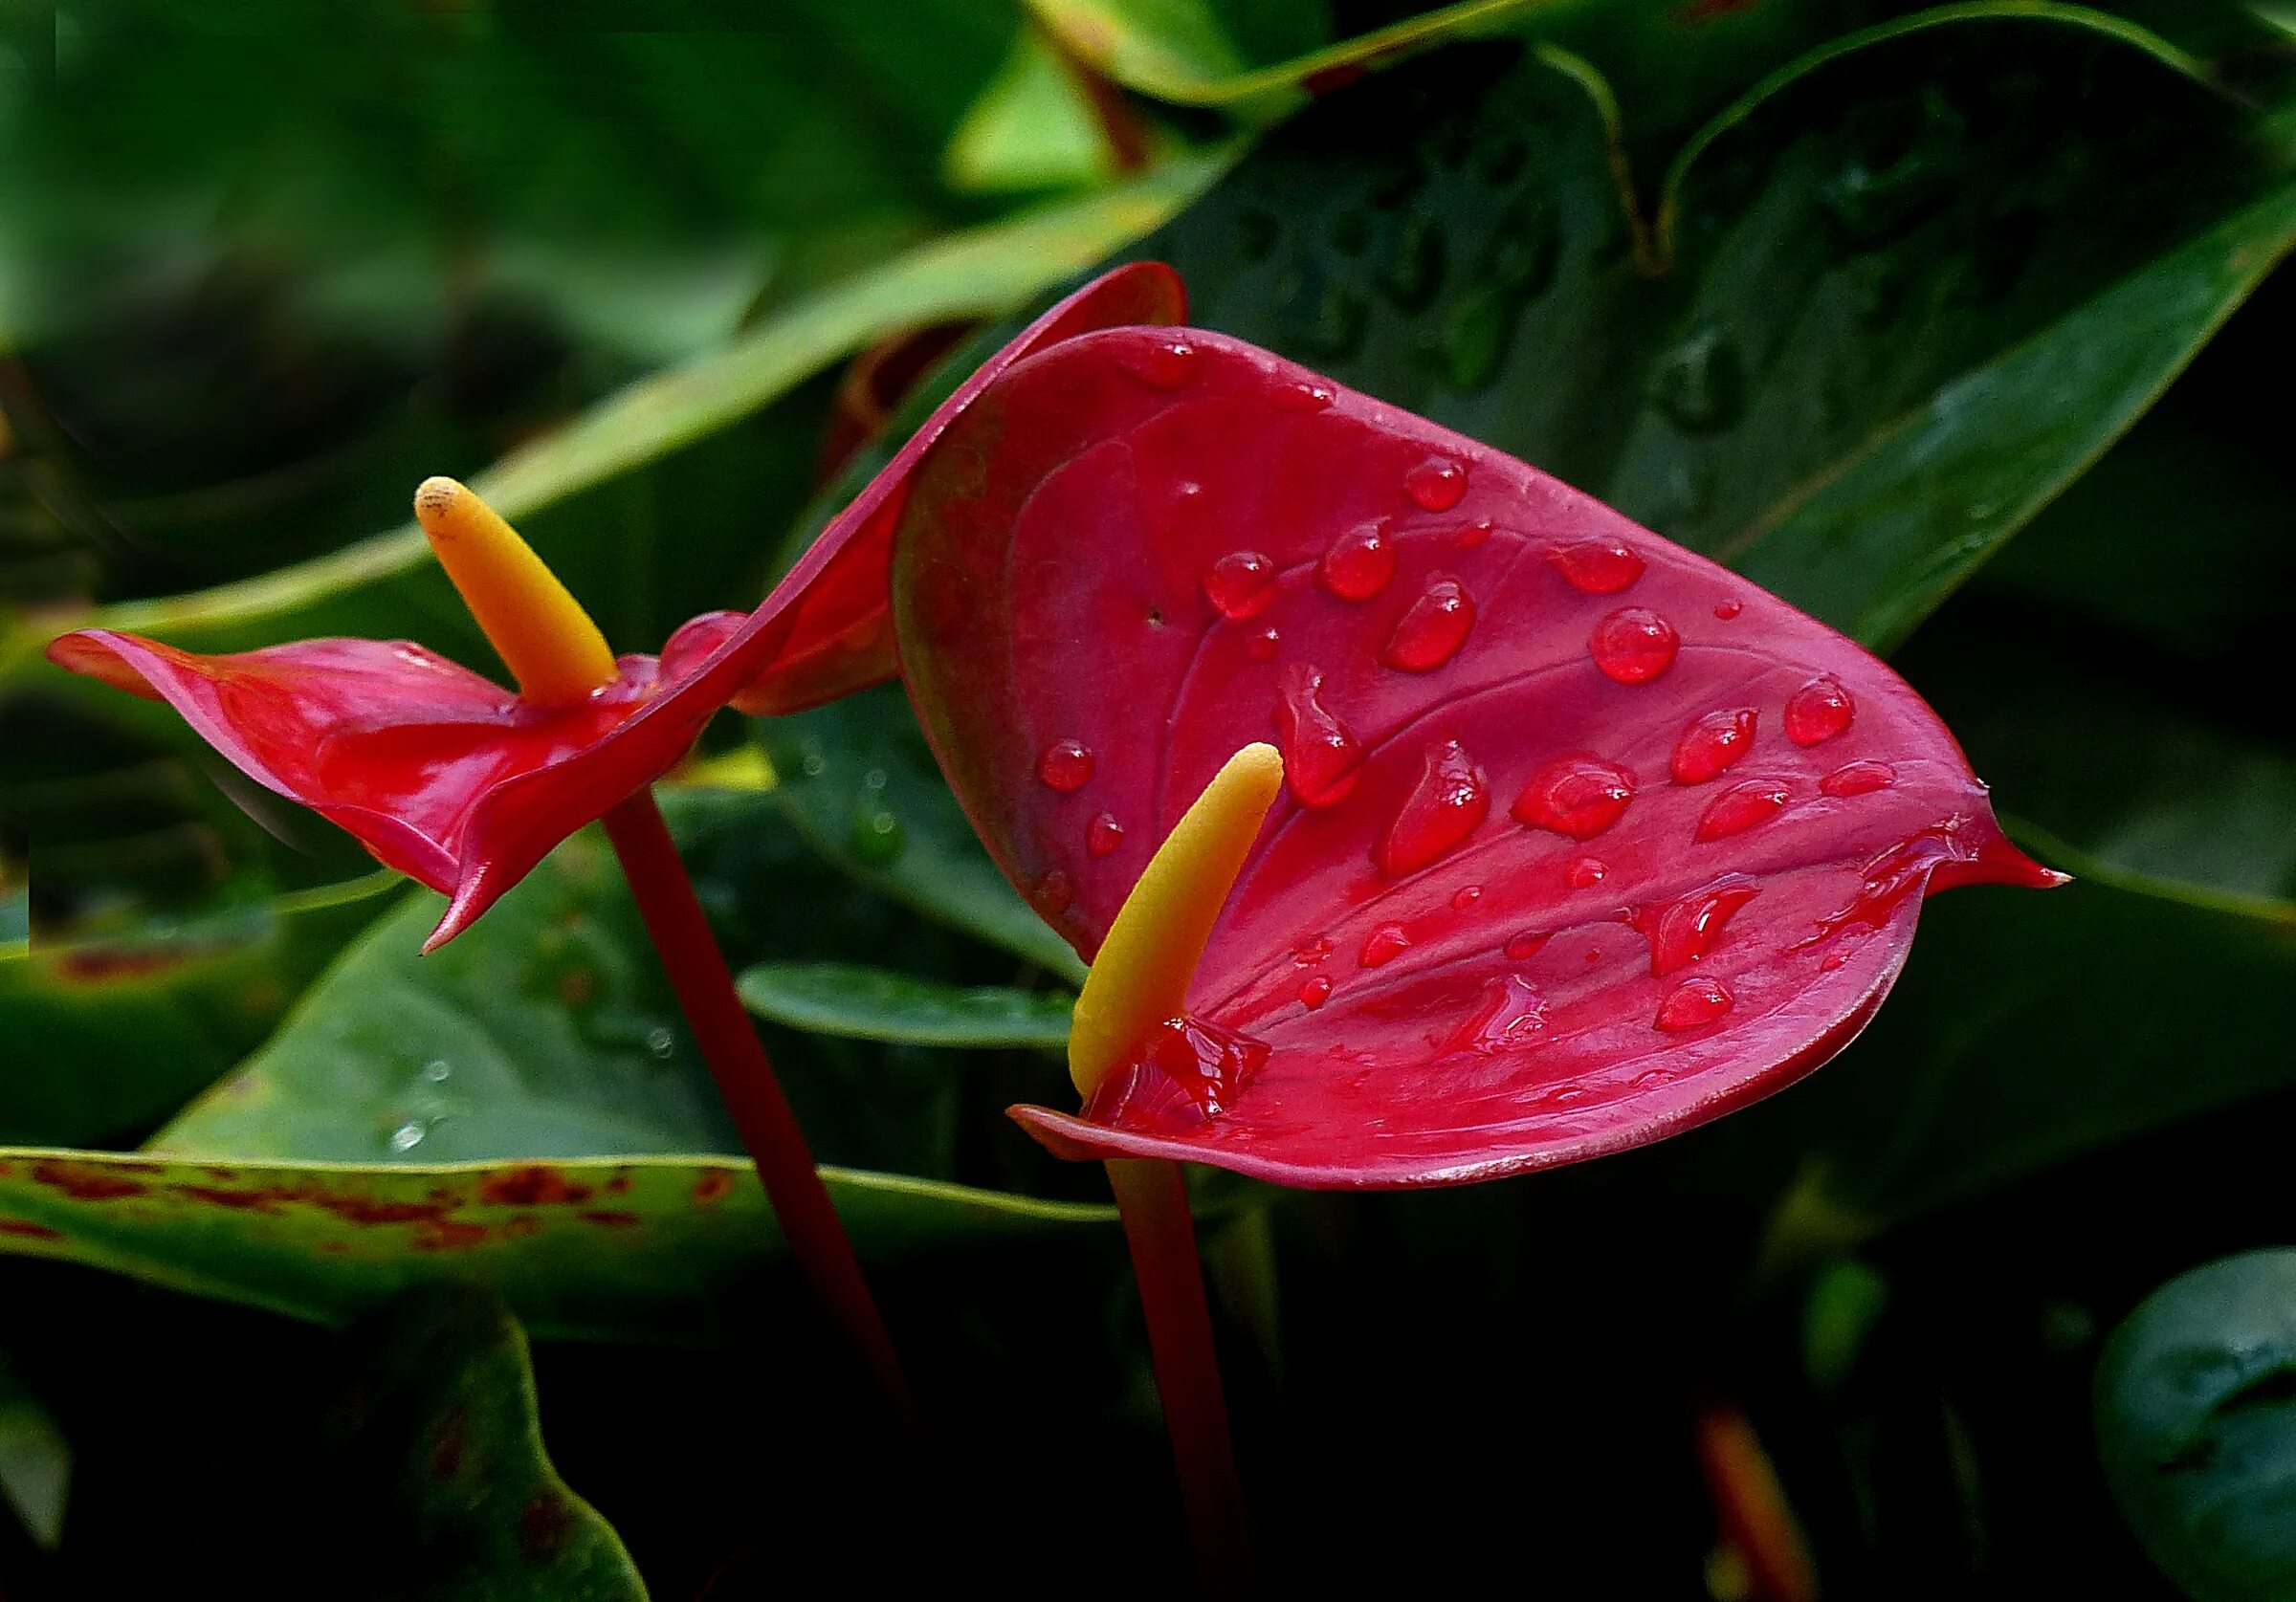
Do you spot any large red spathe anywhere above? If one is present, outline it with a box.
[889,318,2063,1188]
[46,265,1185,948]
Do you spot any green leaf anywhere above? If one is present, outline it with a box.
[325,1285,644,1601]
[1733,877,2296,1255]
[0,1349,69,1550]
[1121,7,2296,645]
[758,684,1088,982]
[0,788,1113,1337]
[0,156,1223,680]
[0,872,404,1148]
[944,25,1125,195]
[739,962,1074,1049]
[2096,1249,2296,1602]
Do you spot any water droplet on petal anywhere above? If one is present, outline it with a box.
[1298,975,1334,1008]
[1504,930,1550,961]
[1452,885,1483,911]
[1123,338,1198,390]
[1380,576,1475,670]
[1695,779,1791,842]
[1088,813,1124,858]
[1203,551,1277,620]
[1320,519,1397,601]
[1038,739,1093,792]
[1275,380,1336,412]
[1589,606,1680,683]
[1632,878,1760,977]
[1454,518,1492,549]
[1403,455,1468,512]
[1144,1015,1269,1117]
[1567,856,1607,889]
[1360,924,1410,967]
[1034,869,1074,914]
[1247,625,1281,662]
[1381,740,1490,877]
[1713,598,1743,620]
[1655,976,1735,1031]
[1671,709,1756,784]
[1512,753,1636,840]
[1446,974,1547,1054]
[1821,760,1896,797]
[1272,666,1364,808]
[1547,538,1645,594]
[1784,674,1855,746]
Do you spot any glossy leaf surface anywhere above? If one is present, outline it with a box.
[894,325,2057,1187]
[2096,1250,2296,1602]
[42,266,1185,947]
[739,963,1074,1049]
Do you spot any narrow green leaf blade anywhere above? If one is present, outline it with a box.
[739,962,1073,1048]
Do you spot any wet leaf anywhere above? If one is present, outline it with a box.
[324,1285,643,1601]
[1123,9,2295,647]
[2096,1249,2296,1602]
[739,962,1074,1049]
[758,684,1087,981]
[0,789,1114,1337]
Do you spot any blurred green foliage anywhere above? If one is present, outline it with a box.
[4,2,2296,1597]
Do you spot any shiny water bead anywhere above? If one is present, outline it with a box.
[1035,869,1075,914]
[1655,976,1734,1032]
[1452,885,1483,911]
[1713,598,1743,620]
[1512,753,1636,840]
[1588,606,1680,684]
[1446,974,1547,1054]
[1634,878,1759,977]
[1087,812,1125,858]
[1275,380,1336,412]
[1123,338,1198,390]
[1783,674,1855,746]
[1298,975,1334,1008]
[1145,1014,1269,1116]
[1380,740,1490,877]
[1546,538,1645,594]
[1403,455,1468,512]
[1247,625,1281,662]
[1670,708,1755,784]
[1503,930,1551,961]
[1694,779,1791,842]
[1360,923,1411,967]
[1380,577,1475,671]
[1821,760,1896,798]
[1567,856,1608,889]
[1272,665,1365,807]
[1321,519,1398,601]
[1454,519,1492,549]
[1037,738,1094,792]
[1203,551,1277,620]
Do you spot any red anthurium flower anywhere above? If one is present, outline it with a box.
[45,263,1185,949]
[886,319,2066,1189]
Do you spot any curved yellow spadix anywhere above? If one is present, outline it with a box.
[413,477,619,707]
[1069,742,1285,1101]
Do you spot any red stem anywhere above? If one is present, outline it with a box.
[1105,1156,1252,1593]
[602,787,912,1420]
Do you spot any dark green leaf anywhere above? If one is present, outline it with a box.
[2096,1249,2296,1602]
[758,685,1087,981]
[326,1285,644,1601]
[1124,9,2295,645]
[0,1350,68,1551]
[739,961,1074,1048]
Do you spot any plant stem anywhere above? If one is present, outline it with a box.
[1105,1155,1252,1594]
[602,787,912,1420]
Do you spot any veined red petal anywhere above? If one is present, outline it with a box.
[888,320,2063,1189]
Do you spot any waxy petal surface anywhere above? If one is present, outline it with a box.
[891,325,2060,1188]
[45,266,1185,948]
